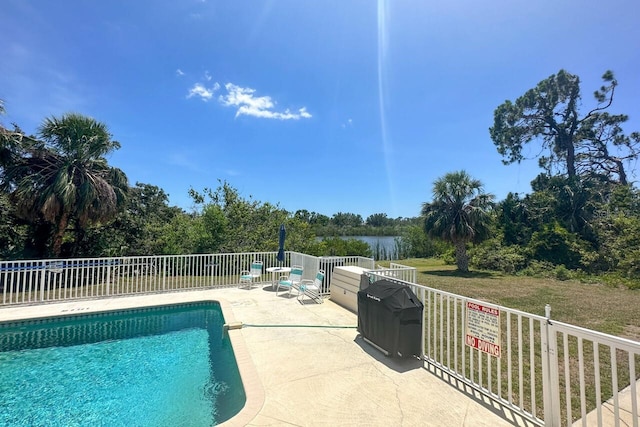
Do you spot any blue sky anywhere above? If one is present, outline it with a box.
[1,0,639,219]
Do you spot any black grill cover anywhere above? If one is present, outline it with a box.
[357,279,424,357]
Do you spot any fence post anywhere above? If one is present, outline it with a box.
[105,261,111,296]
[162,257,167,291]
[420,287,426,359]
[39,262,46,302]
[542,304,560,426]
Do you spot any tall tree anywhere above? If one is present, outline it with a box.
[422,171,494,272]
[496,192,531,246]
[294,209,312,223]
[0,191,28,259]
[576,112,639,185]
[490,70,638,184]
[78,182,183,257]
[189,181,317,254]
[331,212,363,227]
[366,213,391,227]
[1,113,128,257]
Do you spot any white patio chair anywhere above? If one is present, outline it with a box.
[239,260,263,289]
[298,269,325,304]
[276,265,303,297]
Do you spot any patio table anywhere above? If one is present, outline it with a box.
[266,266,291,288]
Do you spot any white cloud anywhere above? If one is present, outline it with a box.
[186,80,311,120]
[176,69,185,76]
[299,107,312,119]
[342,118,353,128]
[219,83,312,120]
[187,83,219,101]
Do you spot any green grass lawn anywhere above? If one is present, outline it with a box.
[388,258,640,339]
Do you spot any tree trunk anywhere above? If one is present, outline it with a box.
[561,134,577,179]
[454,240,469,272]
[72,227,86,257]
[52,213,70,258]
[27,222,53,258]
[615,158,628,185]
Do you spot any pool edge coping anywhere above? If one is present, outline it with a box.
[0,291,265,427]
[216,297,265,427]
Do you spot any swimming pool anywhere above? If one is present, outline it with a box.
[0,302,246,426]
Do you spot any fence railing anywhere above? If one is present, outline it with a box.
[366,263,418,284]
[364,272,640,427]
[547,319,640,427]
[0,252,375,305]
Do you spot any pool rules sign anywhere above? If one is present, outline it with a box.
[465,302,501,358]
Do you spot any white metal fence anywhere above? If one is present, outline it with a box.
[0,252,375,305]
[388,262,418,283]
[548,319,640,427]
[365,271,640,427]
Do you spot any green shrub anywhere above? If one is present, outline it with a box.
[527,222,594,270]
[553,265,571,281]
[396,225,445,259]
[312,237,372,257]
[469,240,527,273]
[518,260,557,278]
[441,249,456,266]
[617,249,640,278]
[597,272,640,290]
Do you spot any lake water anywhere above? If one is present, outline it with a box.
[317,236,399,260]
[351,236,397,251]
[354,236,400,260]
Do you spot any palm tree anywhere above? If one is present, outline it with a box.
[421,171,494,272]
[2,113,128,257]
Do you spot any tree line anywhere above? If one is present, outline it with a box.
[421,70,640,287]
[295,210,418,237]
[1,69,639,288]
[0,111,399,260]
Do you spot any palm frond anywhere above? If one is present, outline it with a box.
[4,113,129,255]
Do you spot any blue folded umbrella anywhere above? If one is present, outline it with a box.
[277,224,286,263]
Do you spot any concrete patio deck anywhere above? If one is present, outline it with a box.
[0,286,537,427]
[219,285,536,427]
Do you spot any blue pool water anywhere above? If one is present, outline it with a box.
[0,303,246,426]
